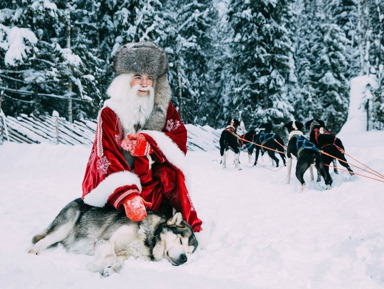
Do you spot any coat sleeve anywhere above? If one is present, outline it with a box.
[140,103,188,171]
[82,107,141,208]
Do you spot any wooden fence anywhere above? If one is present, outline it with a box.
[0,112,96,145]
[0,111,220,151]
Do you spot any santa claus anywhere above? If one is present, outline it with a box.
[81,42,203,232]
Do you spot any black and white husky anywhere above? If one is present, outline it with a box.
[284,121,332,191]
[28,198,198,276]
[243,123,286,167]
[305,119,354,180]
[219,118,241,170]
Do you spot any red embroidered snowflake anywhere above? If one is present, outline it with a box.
[96,156,111,177]
[165,119,181,132]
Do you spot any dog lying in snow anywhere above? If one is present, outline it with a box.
[28,198,198,276]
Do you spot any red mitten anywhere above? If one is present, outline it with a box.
[123,194,152,221]
[121,133,153,156]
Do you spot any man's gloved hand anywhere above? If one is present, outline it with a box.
[123,193,152,221]
[121,133,153,156]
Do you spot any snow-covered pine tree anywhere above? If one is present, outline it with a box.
[309,0,350,133]
[227,0,294,130]
[291,0,316,123]
[315,23,350,133]
[366,0,384,129]
[158,0,218,125]
[292,0,350,133]
[69,0,107,119]
[0,0,64,118]
[329,0,359,80]
[0,0,103,121]
[205,1,234,128]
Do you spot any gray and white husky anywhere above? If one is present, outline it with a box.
[28,198,198,276]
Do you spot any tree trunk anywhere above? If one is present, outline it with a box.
[177,57,183,119]
[357,0,364,74]
[66,2,73,123]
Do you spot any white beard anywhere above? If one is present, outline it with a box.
[104,73,155,135]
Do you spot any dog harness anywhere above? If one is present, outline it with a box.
[258,132,275,146]
[313,128,344,153]
[294,135,320,157]
[313,127,331,144]
[241,140,254,151]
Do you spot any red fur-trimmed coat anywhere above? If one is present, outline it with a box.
[82,103,202,232]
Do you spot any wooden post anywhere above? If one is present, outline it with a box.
[0,91,9,143]
[53,110,59,144]
[0,90,3,144]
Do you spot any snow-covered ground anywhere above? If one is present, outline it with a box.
[1,76,384,289]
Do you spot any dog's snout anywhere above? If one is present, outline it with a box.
[171,253,188,266]
[179,254,187,264]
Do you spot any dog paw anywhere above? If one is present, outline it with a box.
[102,266,115,277]
[27,247,40,255]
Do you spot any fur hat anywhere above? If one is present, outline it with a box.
[113,42,171,131]
[114,42,168,78]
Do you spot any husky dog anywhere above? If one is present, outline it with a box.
[219,118,241,170]
[283,121,332,191]
[305,119,354,180]
[243,123,286,167]
[28,198,198,276]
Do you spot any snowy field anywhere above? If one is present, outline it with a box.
[1,75,384,289]
[1,127,384,289]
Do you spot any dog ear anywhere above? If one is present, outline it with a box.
[318,119,326,127]
[296,122,304,131]
[283,122,291,130]
[305,119,313,130]
[167,212,184,227]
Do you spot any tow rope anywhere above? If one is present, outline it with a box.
[229,130,384,183]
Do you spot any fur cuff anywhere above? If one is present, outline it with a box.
[83,171,142,207]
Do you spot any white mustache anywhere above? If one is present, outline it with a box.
[131,84,153,93]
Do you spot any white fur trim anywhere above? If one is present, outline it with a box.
[141,130,190,187]
[83,171,142,207]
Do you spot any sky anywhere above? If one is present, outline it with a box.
[0,75,384,289]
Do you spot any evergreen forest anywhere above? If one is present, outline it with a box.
[1,0,383,133]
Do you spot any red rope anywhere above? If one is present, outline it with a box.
[325,163,384,183]
[231,131,285,154]
[321,150,384,180]
[343,151,384,179]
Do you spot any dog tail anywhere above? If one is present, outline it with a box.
[315,152,332,187]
